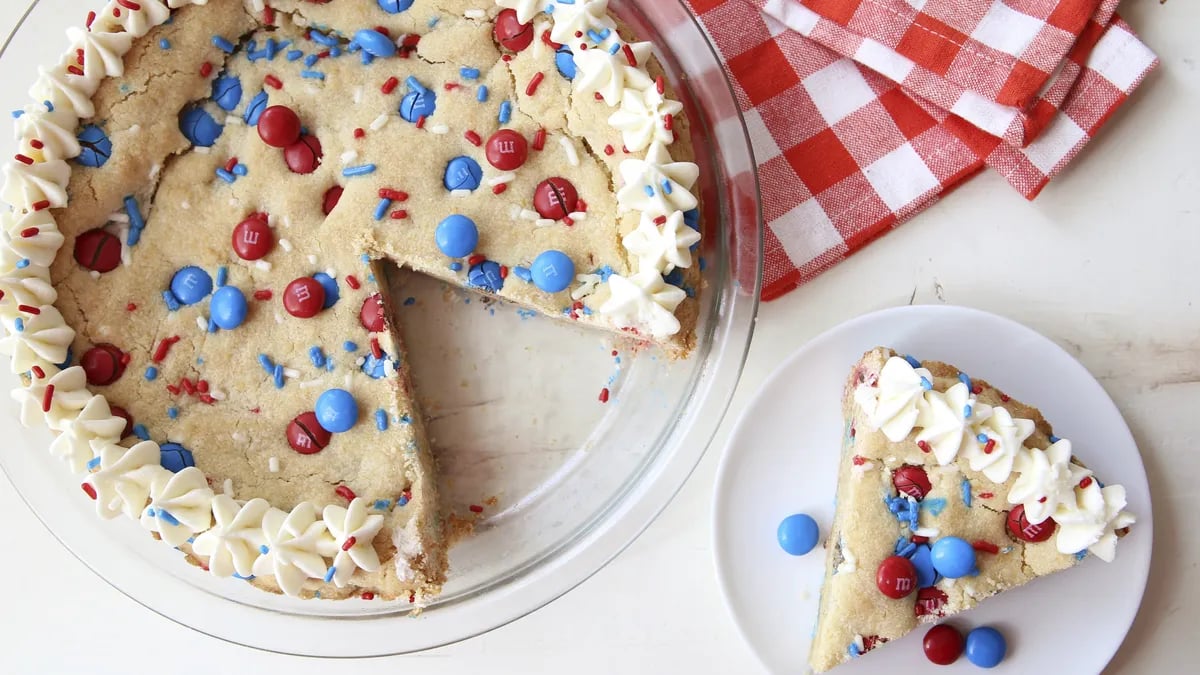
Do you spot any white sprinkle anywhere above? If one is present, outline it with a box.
[913,527,940,538]
[194,146,210,155]
[508,204,522,219]
[369,113,389,131]
[535,218,556,228]
[352,86,363,105]
[109,213,130,223]
[340,149,359,164]
[274,312,284,324]
[266,213,279,227]
[560,137,579,166]
[450,189,471,198]
[195,316,208,331]
[299,379,324,389]
[282,215,293,229]
[355,356,366,367]
[210,389,226,401]
[307,254,318,265]
[268,456,280,473]
[148,163,161,181]
[128,124,141,134]
[487,172,516,186]
[571,274,601,300]
[306,86,320,96]
[222,478,234,496]
[291,13,309,27]
[89,270,100,280]
[180,200,190,210]
[249,0,265,12]
[567,211,587,221]
[464,8,486,19]
[519,209,540,221]
[429,124,450,135]
[283,367,300,378]
[255,260,272,272]
[231,431,246,443]
[97,324,111,336]
[228,198,238,207]
[278,238,293,252]
[383,359,397,377]
[344,373,352,388]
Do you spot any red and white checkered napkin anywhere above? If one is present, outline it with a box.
[683,0,1157,300]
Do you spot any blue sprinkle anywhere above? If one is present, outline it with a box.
[373,499,392,510]
[961,478,972,507]
[397,493,410,506]
[964,404,973,418]
[232,163,248,176]
[309,346,326,368]
[399,414,412,425]
[15,258,29,269]
[329,46,342,58]
[133,424,150,441]
[512,266,532,282]
[300,70,326,81]
[273,364,284,389]
[373,198,391,220]
[257,354,274,373]
[903,354,921,368]
[310,31,338,47]
[343,341,358,352]
[661,179,673,195]
[323,567,336,582]
[207,317,218,333]
[848,643,861,658]
[498,100,512,123]
[976,433,988,443]
[259,545,269,555]
[157,509,180,527]
[375,409,388,431]
[159,38,171,50]
[922,498,947,516]
[44,100,53,112]
[587,29,604,44]
[304,53,319,67]
[286,49,303,61]
[403,297,416,306]
[215,266,228,288]
[1050,434,1061,443]
[144,366,158,381]
[86,456,102,471]
[449,261,463,272]
[342,164,377,177]
[216,168,236,183]
[124,195,145,233]
[919,377,933,390]
[11,110,22,118]
[476,85,489,102]
[460,67,480,80]
[212,35,235,53]
[167,407,178,419]
[12,318,23,332]
[232,573,255,581]
[958,372,973,391]
[1074,550,1088,561]
[643,185,655,197]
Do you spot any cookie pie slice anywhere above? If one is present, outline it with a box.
[809,348,1135,672]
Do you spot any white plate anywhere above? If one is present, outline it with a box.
[713,305,1153,674]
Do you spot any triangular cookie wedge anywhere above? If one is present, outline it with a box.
[809,347,1135,672]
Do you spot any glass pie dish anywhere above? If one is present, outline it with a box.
[0,0,762,656]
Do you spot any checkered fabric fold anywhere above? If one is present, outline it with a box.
[684,0,1157,300]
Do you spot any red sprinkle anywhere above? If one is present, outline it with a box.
[86,11,96,30]
[532,128,547,151]
[181,378,196,395]
[66,65,84,77]
[32,200,50,211]
[378,188,408,201]
[353,127,365,139]
[972,540,1000,554]
[361,592,375,600]
[653,215,667,225]
[253,289,273,301]
[972,385,983,394]
[389,210,408,220]
[599,387,610,403]
[415,115,426,129]
[341,536,357,552]
[29,139,44,150]
[1079,477,1093,489]
[983,439,996,454]
[116,0,141,10]
[18,304,40,315]
[525,71,545,96]
[223,157,238,172]
[911,535,929,544]
[82,482,97,500]
[370,338,383,359]
[603,144,614,155]
[622,43,638,67]
[166,384,180,395]
[335,485,356,502]
[14,154,33,165]
[125,303,137,312]
[593,92,603,101]
[499,266,509,279]
[264,74,283,89]
[262,5,275,25]
[345,275,361,290]
[540,30,560,48]
[197,380,209,393]
[663,113,674,131]
[381,76,399,94]
[852,455,866,465]
[42,384,54,412]
[467,254,486,266]
[30,365,45,379]
[464,130,482,147]
[19,227,39,238]
[492,183,507,195]
[152,335,181,363]
[917,439,931,453]
[443,82,461,91]
[469,504,484,514]
[978,492,994,499]
[200,62,213,78]
[656,75,665,95]
[1000,393,1011,402]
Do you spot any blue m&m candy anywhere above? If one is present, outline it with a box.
[209,286,248,329]
[170,266,213,305]
[377,0,415,13]
[443,156,483,192]
[555,45,576,80]
[930,536,977,579]
[243,90,269,125]
[777,513,819,556]
[354,29,396,57]
[909,543,939,588]
[399,88,436,122]
[160,442,195,472]
[211,73,243,111]
[315,388,358,433]
[435,215,478,258]
[76,125,112,168]
[964,626,1007,668]
[468,260,504,293]
[312,272,340,309]
[530,250,574,293]
[179,107,223,147]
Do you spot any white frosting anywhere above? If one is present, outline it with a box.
[2,217,64,269]
[1053,481,1136,562]
[1009,439,1091,525]
[0,263,57,313]
[616,141,698,217]
[30,65,95,119]
[608,86,682,153]
[140,466,214,547]
[598,270,685,338]
[572,41,653,107]
[96,0,172,38]
[548,0,616,47]
[0,305,75,374]
[914,382,988,465]
[192,496,270,578]
[14,109,81,161]
[854,356,934,442]
[253,503,336,597]
[86,441,169,520]
[392,518,424,583]
[496,0,544,24]
[12,366,93,432]
[622,210,700,274]
[49,395,126,473]
[963,405,1034,484]
[323,499,386,587]
[1,159,71,210]
[65,27,134,95]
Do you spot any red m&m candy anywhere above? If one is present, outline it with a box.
[893,465,932,501]
[923,624,964,665]
[322,185,344,215]
[485,129,528,171]
[284,135,323,174]
[533,177,578,220]
[287,411,331,454]
[109,405,134,439]
[257,105,301,147]
[283,277,326,318]
[360,293,385,332]
[494,9,534,52]
[1006,504,1056,542]
[73,228,122,273]
[232,215,273,260]
[876,555,918,599]
[81,344,127,386]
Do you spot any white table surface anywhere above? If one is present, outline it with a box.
[1,2,1196,673]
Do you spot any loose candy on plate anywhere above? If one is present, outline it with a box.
[964,626,1007,668]
[923,624,964,665]
[776,513,820,556]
